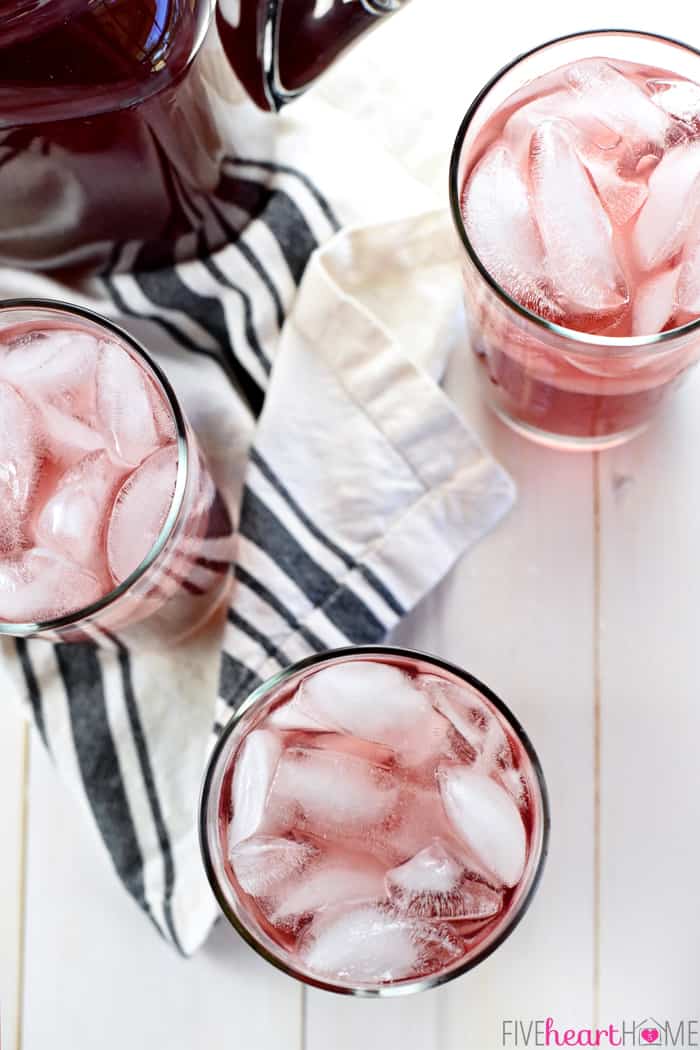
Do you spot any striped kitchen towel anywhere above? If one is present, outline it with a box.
[0,83,515,955]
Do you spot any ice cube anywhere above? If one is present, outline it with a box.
[400,708,457,771]
[229,834,317,896]
[297,661,431,747]
[498,765,530,810]
[677,218,700,314]
[632,142,700,270]
[504,93,620,157]
[266,850,387,931]
[530,121,628,316]
[301,664,448,770]
[382,784,453,866]
[631,267,681,335]
[35,451,125,571]
[385,842,503,921]
[438,766,527,888]
[461,143,561,320]
[648,79,700,128]
[380,781,494,886]
[0,383,42,555]
[266,698,329,732]
[423,675,510,769]
[507,89,647,227]
[40,402,105,463]
[95,340,160,466]
[229,728,282,847]
[265,746,400,840]
[298,904,463,983]
[0,547,102,623]
[306,732,397,767]
[106,444,178,584]
[0,329,97,396]
[565,60,669,151]
[582,153,648,226]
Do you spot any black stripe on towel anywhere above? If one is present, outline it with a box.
[199,247,272,376]
[15,639,47,748]
[109,637,184,955]
[207,198,286,329]
[227,156,340,233]
[227,608,291,667]
[219,652,263,708]
[100,238,264,415]
[239,486,386,643]
[356,565,405,618]
[132,265,265,417]
[250,449,405,617]
[192,225,273,376]
[234,565,326,652]
[102,275,239,380]
[216,173,319,285]
[55,644,149,914]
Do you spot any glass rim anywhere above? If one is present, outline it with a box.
[199,644,551,998]
[0,297,189,636]
[449,27,700,355]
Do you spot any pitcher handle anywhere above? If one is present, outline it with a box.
[216,0,407,112]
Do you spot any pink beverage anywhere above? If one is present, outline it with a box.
[451,31,700,449]
[0,301,233,643]
[200,649,549,994]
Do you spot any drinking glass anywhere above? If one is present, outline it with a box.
[0,299,234,645]
[200,645,550,996]
[450,30,700,450]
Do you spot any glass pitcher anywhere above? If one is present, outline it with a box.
[0,0,407,273]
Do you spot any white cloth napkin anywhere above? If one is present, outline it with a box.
[0,55,515,954]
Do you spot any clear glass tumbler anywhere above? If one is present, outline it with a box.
[450,30,700,450]
[0,299,234,645]
[200,646,549,996]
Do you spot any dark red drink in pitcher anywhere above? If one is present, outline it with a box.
[0,0,407,274]
[217,0,404,111]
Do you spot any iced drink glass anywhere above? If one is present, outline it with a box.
[451,30,700,450]
[0,299,233,644]
[200,647,549,995]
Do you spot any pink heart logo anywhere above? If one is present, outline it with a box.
[641,1030,659,1045]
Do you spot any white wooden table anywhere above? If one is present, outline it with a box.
[3,2,700,1047]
